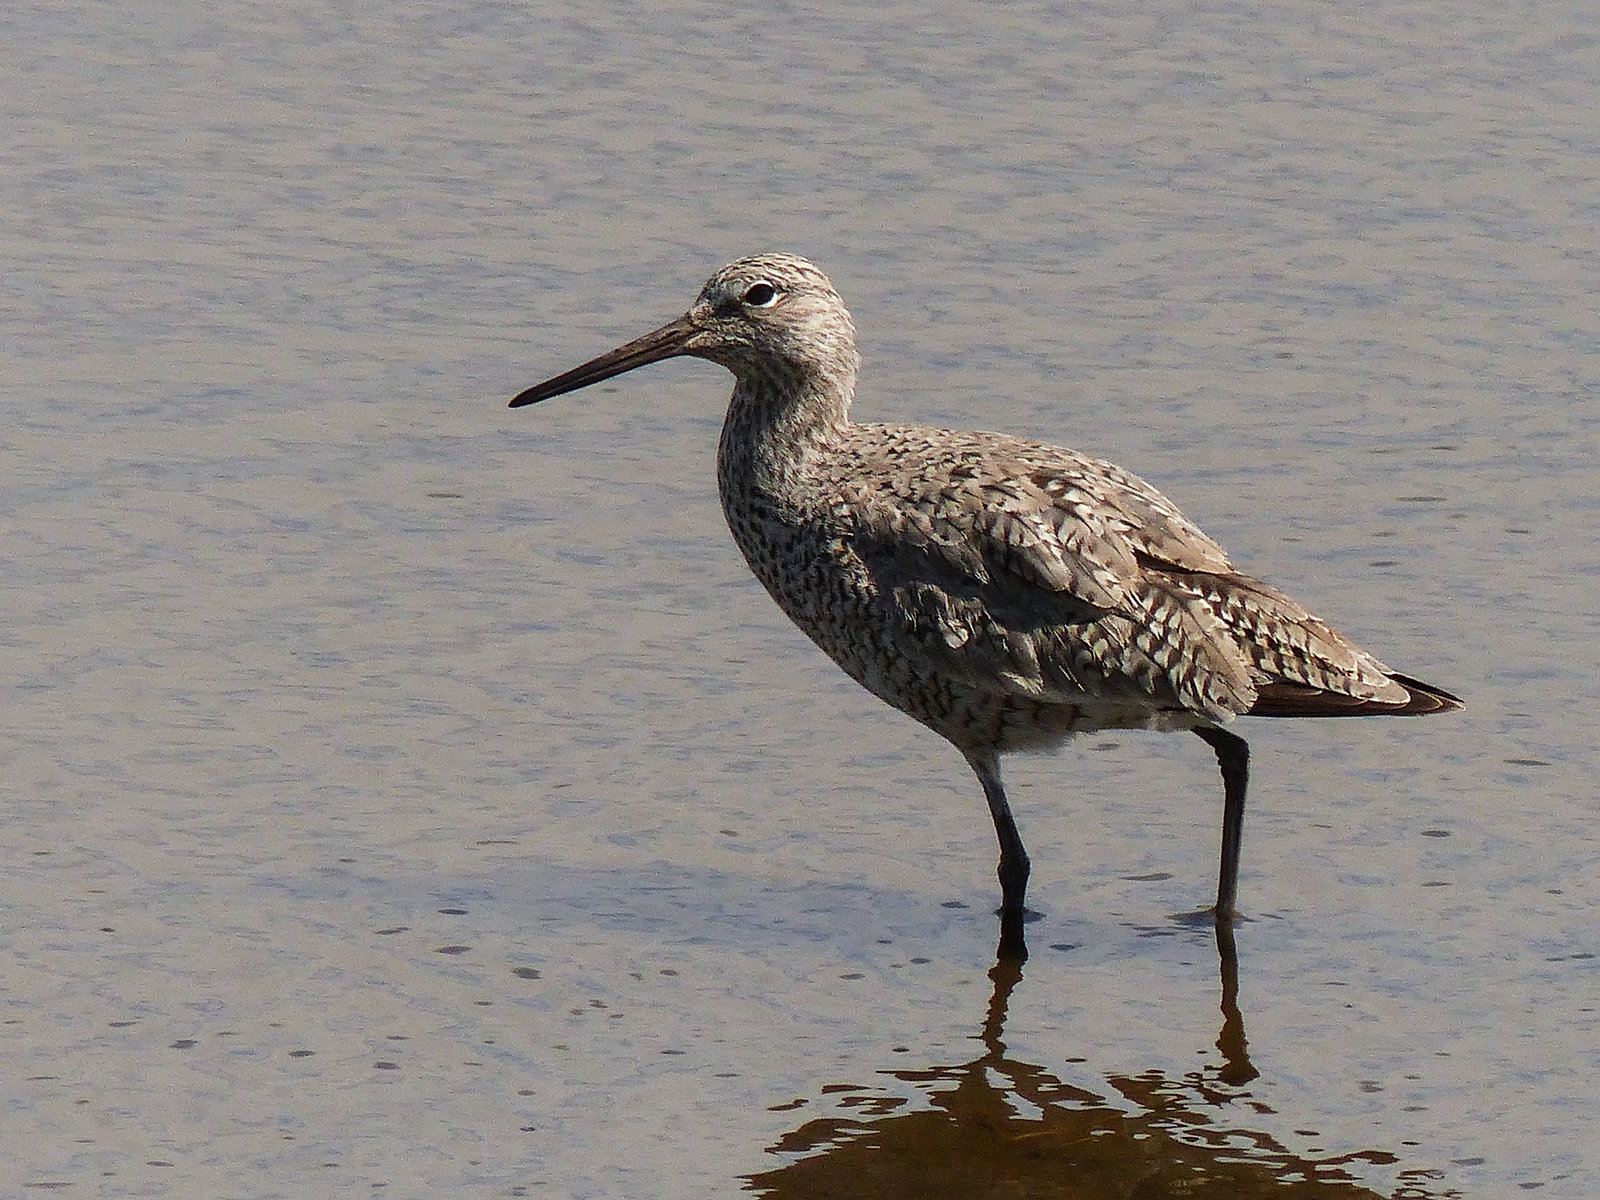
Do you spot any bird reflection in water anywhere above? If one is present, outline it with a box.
[747,930,1457,1199]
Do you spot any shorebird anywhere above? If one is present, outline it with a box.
[510,253,1461,958]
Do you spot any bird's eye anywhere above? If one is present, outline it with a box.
[741,283,779,308]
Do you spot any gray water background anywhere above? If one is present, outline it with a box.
[3,1,1598,1196]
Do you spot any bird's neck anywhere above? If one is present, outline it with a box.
[722,367,854,460]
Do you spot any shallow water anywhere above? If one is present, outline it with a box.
[3,1,1598,1196]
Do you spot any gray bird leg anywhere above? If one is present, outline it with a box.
[1194,726,1249,921]
[964,749,1030,960]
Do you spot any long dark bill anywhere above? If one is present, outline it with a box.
[509,314,698,408]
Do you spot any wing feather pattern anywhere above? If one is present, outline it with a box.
[832,425,1454,724]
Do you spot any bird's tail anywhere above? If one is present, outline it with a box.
[1153,568,1464,720]
[1248,671,1463,718]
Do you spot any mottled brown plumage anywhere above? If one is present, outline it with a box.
[510,253,1460,958]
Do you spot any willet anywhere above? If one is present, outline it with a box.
[510,253,1461,958]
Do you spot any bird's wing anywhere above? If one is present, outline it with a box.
[842,429,1231,615]
[836,430,1256,717]
[1146,568,1434,713]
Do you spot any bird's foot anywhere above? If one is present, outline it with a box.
[995,904,1038,962]
[1171,905,1244,931]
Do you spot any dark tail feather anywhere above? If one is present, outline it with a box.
[1249,672,1464,719]
[1386,673,1465,714]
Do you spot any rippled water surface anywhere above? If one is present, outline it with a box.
[4,2,1597,1196]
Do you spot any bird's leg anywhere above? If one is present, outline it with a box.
[964,749,1030,961]
[1194,726,1249,922]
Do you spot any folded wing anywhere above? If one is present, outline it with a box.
[841,428,1457,723]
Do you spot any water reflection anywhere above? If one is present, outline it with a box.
[748,930,1455,1199]
[1215,922,1258,1088]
